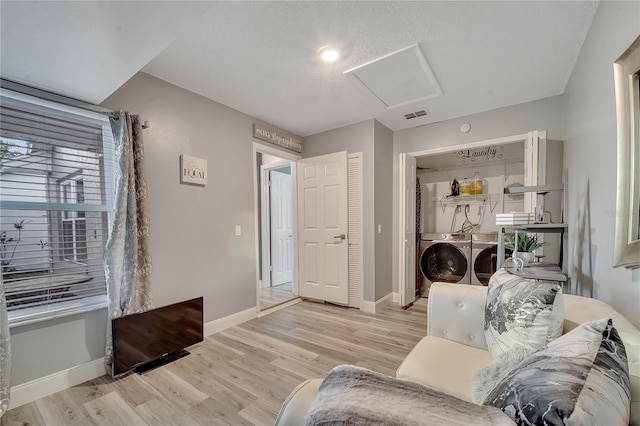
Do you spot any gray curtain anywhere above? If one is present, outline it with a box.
[104,111,153,376]
[0,277,10,417]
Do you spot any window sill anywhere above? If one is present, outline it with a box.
[8,295,108,328]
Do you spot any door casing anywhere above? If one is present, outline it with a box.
[397,133,536,305]
[253,143,300,312]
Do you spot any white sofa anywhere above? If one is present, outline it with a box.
[276,282,640,425]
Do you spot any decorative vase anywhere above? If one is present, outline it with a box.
[514,251,535,266]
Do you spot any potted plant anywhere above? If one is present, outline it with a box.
[504,233,545,266]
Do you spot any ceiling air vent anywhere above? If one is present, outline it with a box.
[404,110,428,120]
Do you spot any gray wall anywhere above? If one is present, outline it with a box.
[10,309,107,385]
[303,119,394,302]
[392,95,566,295]
[564,1,640,327]
[303,120,377,301]
[102,72,292,318]
[9,72,295,386]
[373,120,394,300]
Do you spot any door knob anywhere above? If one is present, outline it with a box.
[333,234,346,240]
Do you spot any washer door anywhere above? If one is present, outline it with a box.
[420,243,468,284]
[474,246,512,285]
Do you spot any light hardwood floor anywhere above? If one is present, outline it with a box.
[2,300,427,426]
[258,282,294,311]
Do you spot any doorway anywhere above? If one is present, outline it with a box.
[253,145,363,311]
[254,145,299,311]
[398,132,542,305]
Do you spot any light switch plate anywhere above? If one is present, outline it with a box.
[235,225,241,236]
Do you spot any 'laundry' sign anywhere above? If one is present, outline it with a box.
[253,123,302,153]
[456,145,503,163]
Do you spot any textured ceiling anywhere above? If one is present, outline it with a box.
[143,1,598,136]
[0,1,213,104]
[1,1,598,137]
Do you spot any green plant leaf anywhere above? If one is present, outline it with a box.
[504,233,545,252]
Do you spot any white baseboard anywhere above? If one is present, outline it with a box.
[361,292,397,314]
[361,300,375,313]
[9,357,106,410]
[204,306,257,336]
[376,292,395,311]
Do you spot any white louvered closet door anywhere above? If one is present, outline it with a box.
[347,153,363,308]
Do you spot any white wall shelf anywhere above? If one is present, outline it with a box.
[503,264,568,282]
[435,194,501,213]
[503,183,564,195]
[501,223,568,232]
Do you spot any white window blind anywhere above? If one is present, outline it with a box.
[0,88,115,323]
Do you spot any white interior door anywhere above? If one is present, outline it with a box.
[297,151,348,305]
[270,169,293,286]
[399,153,416,307]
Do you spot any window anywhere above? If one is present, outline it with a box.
[0,88,115,326]
[61,178,88,262]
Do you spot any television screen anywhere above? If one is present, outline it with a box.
[112,296,203,376]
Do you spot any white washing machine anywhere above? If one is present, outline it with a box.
[471,233,512,286]
[419,233,471,293]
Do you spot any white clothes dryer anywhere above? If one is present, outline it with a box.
[419,233,471,292]
[471,233,512,286]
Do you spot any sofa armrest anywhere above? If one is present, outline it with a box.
[275,379,322,426]
[427,282,488,350]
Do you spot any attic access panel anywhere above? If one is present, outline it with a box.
[344,44,442,109]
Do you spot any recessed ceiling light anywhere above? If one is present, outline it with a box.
[319,46,340,62]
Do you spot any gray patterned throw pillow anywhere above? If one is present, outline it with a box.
[484,268,564,358]
[483,318,631,425]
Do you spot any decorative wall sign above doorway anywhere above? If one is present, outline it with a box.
[253,123,302,153]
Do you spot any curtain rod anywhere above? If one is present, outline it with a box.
[0,78,115,115]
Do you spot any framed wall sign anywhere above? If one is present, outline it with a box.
[253,123,302,153]
[180,154,208,186]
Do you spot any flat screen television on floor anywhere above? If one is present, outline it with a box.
[112,296,203,377]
